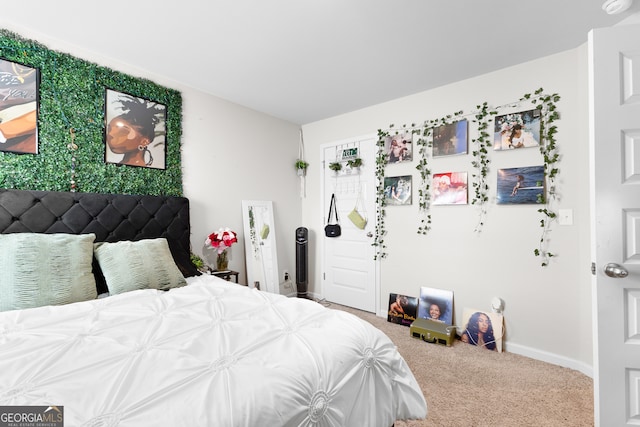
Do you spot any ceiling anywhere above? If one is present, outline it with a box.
[1,1,637,125]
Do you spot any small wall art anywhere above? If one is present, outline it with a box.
[387,293,418,327]
[432,172,468,205]
[418,286,454,325]
[497,165,544,204]
[384,175,412,205]
[493,108,541,150]
[104,88,167,169]
[0,58,39,154]
[383,133,412,164]
[460,308,504,352]
[433,119,468,157]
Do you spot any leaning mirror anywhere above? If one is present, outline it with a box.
[241,200,279,294]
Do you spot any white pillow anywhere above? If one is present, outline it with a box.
[94,238,186,295]
[0,233,97,311]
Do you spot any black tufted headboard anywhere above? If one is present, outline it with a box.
[0,188,199,294]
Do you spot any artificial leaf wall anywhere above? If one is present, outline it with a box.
[0,28,183,196]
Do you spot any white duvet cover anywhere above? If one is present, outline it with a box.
[0,275,427,426]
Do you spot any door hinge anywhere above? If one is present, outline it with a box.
[591,262,596,275]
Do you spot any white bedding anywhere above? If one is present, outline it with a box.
[0,274,427,426]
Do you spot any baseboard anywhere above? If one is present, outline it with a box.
[505,342,593,378]
[373,310,593,378]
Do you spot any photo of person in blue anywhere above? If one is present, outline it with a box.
[418,287,453,325]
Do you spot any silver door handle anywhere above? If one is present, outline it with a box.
[366,232,373,238]
[604,263,628,278]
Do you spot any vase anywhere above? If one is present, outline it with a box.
[216,250,229,271]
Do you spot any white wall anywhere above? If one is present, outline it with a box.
[0,21,302,287]
[302,46,593,373]
[3,20,595,372]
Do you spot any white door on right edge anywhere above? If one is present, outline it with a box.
[589,22,640,426]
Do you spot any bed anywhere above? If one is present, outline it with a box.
[0,188,427,426]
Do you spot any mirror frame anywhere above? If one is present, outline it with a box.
[241,200,279,293]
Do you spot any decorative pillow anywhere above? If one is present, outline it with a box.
[94,238,186,295]
[0,233,98,312]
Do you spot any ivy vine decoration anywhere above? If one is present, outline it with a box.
[415,126,432,235]
[373,124,422,259]
[523,88,561,266]
[470,102,495,232]
[373,127,391,260]
[415,111,465,235]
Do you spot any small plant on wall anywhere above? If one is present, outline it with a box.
[328,161,342,173]
[346,157,363,169]
[295,159,309,176]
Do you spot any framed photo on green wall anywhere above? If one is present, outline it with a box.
[104,88,167,169]
[0,57,39,155]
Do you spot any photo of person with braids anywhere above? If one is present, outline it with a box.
[460,308,504,352]
[104,89,167,169]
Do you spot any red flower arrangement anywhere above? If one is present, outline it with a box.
[205,228,238,254]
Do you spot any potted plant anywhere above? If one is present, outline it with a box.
[347,157,363,169]
[329,162,342,173]
[295,159,309,176]
[190,252,206,272]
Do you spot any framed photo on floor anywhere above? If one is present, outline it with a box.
[460,308,504,352]
[418,287,454,326]
[387,293,418,327]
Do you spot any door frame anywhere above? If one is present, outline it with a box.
[320,134,380,313]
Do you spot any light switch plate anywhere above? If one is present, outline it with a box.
[558,209,573,225]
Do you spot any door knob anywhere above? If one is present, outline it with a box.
[604,263,628,278]
[366,232,373,238]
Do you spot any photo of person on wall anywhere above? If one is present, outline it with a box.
[384,133,412,164]
[432,119,467,157]
[0,58,39,154]
[104,88,167,169]
[493,109,541,150]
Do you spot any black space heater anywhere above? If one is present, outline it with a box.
[295,227,309,298]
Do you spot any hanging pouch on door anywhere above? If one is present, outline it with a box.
[348,209,366,230]
[325,193,341,237]
[348,183,367,230]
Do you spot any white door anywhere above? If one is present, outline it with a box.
[589,22,640,426]
[322,136,378,313]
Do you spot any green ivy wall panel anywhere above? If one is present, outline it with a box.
[0,29,183,196]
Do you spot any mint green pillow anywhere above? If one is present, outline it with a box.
[94,238,186,295]
[0,233,98,312]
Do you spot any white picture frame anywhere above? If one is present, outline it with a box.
[241,200,279,294]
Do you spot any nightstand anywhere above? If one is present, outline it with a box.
[210,269,240,284]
